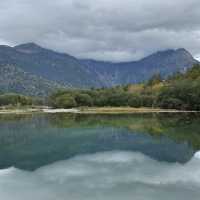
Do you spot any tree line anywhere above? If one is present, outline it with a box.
[48,64,200,110]
[0,93,42,107]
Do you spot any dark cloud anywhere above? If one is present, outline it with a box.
[0,0,200,61]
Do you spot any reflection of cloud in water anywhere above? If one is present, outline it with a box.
[1,151,200,200]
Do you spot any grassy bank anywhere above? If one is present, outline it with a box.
[0,105,47,114]
[0,106,199,115]
[79,107,199,114]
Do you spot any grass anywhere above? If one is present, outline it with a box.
[0,106,198,115]
[79,107,180,114]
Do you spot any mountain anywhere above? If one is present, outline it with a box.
[0,43,198,96]
[81,48,198,86]
[0,64,62,96]
[0,43,102,88]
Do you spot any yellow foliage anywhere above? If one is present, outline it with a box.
[127,84,145,94]
[151,82,165,93]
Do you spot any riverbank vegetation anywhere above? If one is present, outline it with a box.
[1,64,200,111]
[49,64,200,111]
[0,93,43,108]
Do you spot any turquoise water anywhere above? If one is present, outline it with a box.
[0,113,200,199]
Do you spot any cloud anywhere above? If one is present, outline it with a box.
[0,0,200,61]
[1,151,200,200]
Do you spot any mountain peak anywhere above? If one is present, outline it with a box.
[15,42,41,48]
[14,43,44,54]
[175,48,193,56]
[176,48,188,52]
[142,48,195,62]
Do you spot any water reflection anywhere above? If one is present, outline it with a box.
[0,113,199,170]
[1,151,200,200]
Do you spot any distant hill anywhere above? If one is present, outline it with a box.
[0,43,198,96]
[0,43,102,88]
[81,48,198,86]
[0,64,61,96]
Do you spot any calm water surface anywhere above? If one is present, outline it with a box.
[0,113,200,200]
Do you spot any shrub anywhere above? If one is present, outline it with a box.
[128,95,141,107]
[0,94,33,106]
[75,93,93,107]
[54,94,77,108]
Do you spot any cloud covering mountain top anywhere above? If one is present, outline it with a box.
[0,0,200,61]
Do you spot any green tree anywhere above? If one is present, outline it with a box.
[128,95,141,107]
[54,94,77,108]
[75,93,93,107]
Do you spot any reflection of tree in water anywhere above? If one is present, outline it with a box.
[1,113,200,150]
[0,113,199,170]
[47,113,200,150]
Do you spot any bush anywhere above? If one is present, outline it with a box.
[75,93,93,107]
[140,95,156,107]
[158,97,184,110]
[54,94,77,108]
[128,95,141,107]
[0,94,33,106]
[106,92,129,107]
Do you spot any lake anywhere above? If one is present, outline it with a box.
[0,113,200,200]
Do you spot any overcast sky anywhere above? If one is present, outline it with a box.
[0,0,200,62]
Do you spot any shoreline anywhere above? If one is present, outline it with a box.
[0,107,199,115]
[78,107,200,114]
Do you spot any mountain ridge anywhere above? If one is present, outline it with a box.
[81,47,198,85]
[0,43,198,96]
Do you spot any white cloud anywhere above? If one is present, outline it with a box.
[0,0,200,61]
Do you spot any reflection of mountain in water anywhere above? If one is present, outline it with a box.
[0,113,199,170]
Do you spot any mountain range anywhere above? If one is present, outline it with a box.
[0,43,198,96]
